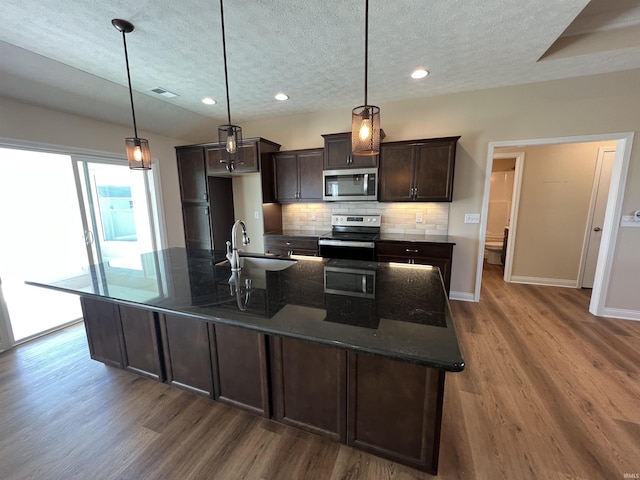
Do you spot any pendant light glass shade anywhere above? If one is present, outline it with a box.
[351,0,381,156]
[217,124,243,171]
[351,105,380,156]
[125,137,151,170]
[112,18,151,170]
[217,0,242,171]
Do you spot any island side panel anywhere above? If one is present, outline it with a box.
[210,323,271,417]
[270,336,347,442]
[80,296,125,369]
[160,313,214,397]
[119,304,165,381]
[347,351,446,474]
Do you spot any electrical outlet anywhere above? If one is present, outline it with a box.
[621,215,640,227]
[311,212,317,221]
[415,212,424,223]
[464,213,481,224]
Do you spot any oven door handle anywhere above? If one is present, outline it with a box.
[318,239,376,248]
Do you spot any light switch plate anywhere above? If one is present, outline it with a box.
[621,215,640,227]
[416,212,424,223]
[464,213,481,224]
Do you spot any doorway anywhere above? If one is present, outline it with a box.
[476,132,634,317]
[0,145,163,349]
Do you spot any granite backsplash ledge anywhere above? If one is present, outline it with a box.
[282,202,449,236]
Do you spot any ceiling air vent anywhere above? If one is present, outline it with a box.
[151,87,178,98]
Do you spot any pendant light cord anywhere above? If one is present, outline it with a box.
[220,0,232,126]
[120,31,139,139]
[364,0,369,106]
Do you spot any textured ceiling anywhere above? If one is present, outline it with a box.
[2,0,640,143]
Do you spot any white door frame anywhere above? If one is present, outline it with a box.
[490,152,525,282]
[475,132,634,317]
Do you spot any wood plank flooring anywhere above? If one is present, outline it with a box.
[1,264,638,479]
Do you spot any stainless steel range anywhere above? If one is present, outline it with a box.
[318,214,380,261]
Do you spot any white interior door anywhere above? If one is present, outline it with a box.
[581,147,616,288]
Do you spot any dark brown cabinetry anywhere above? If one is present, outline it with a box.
[81,297,125,368]
[119,304,164,381]
[322,132,378,169]
[160,314,213,397]
[270,336,347,441]
[379,136,459,202]
[176,146,235,252]
[210,324,270,416]
[347,352,445,474]
[206,142,258,174]
[376,241,454,294]
[273,148,323,202]
[264,235,319,257]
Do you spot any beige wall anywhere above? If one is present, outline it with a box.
[232,174,265,254]
[496,142,614,282]
[0,96,188,249]
[238,69,640,311]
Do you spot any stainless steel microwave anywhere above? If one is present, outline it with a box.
[322,168,378,201]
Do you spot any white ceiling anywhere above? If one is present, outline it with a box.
[2,0,640,143]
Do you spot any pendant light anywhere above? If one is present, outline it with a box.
[217,0,242,172]
[112,19,151,170]
[351,0,380,156]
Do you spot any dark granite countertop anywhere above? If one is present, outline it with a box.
[264,230,330,238]
[26,248,464,372]
[377,233,455,244]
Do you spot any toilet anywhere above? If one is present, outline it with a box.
[484,241,503,265]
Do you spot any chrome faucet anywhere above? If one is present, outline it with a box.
[228,271,252,311]
[226,220,250,271]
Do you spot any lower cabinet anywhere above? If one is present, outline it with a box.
[211,323,270,417]
[269,336,347,442]
[81,297,125,368]
[120,304,164,381]
[347,352,445,474]
[81,298,446,474]
[376,241,454,295]
[160,314,214,397]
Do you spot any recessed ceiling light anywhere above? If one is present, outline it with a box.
[202,97,216,105]
[275,93,289,101]
[411,68,429,79]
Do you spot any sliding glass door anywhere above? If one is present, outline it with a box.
[0,146,163,347]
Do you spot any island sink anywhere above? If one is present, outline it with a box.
[215,255,297,271]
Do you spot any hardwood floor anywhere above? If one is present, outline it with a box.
[1,264,638,479]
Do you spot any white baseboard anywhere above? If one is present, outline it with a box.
[600,307,640,322]
[450,291,476,302]
[510,276,578,288]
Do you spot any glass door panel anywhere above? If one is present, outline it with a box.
[0,148,85,342]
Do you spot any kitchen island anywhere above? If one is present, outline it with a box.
[27,247,464,474]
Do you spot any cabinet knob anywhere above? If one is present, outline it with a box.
[286,242,292,246]
[202,193,208,201]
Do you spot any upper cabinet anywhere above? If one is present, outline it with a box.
[379,136,459,202]
[321,132,378,169]
[273,148,324,203]
[176,146,208,203]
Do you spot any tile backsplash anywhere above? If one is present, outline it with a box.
[282,202,449,236]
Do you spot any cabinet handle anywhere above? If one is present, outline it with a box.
[346,155,350,165]
[287,250,293,256]
[405,248,419,253]
[286,242,292,246]
[202,193,208,201]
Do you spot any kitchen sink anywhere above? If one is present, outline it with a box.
[215,255,297,271]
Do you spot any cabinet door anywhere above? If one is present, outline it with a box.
[270,336,347,441]
[160,314,213,397]
[80,297,124,368]
[176,147,208,203]
[347,352,445,474]
[323,133,377,169]
[414,141,456,202]
[182,204,212,251]
[205,146,227,175]
[297,150,323,201]
[274,152,299,202]
[378,143,414,201]
[211,324,270,416]
[236,142,259,173]
[119,304,164,381]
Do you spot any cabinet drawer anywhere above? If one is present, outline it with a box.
[265,236,318,254]
[376,241,453,259]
